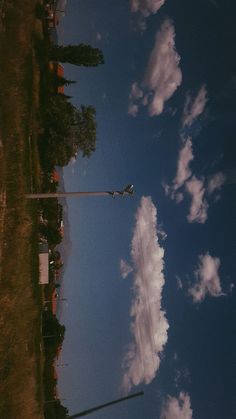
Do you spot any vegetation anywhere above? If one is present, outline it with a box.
[49,43,104,66]
[0,0,105,417]
[39,96,97,169]
[0,1,44,418]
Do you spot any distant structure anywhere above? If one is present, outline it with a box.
[39,243,49,284]
[44,1,59,29]
[49,62,65,94]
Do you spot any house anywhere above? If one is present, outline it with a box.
[44,3,59,29]
[56,63,65,94]
[48,62,65,94]
[50,169,60,183]
[39,243,49,284]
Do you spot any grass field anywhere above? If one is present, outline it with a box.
[0,1,45,418]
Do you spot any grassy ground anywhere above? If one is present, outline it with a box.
[0,1,45,418]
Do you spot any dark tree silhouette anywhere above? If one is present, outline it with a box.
[49,44,104,67]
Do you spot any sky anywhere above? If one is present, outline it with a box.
[56,1,236,418]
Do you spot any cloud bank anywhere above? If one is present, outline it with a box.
[189,253,223,302]
[121,197,169,392]
[161,392,193,419]
[128,20,182,117]
[182,85,208,128]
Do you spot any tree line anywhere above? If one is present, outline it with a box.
[38,36,105,419]
[38,42,104,171]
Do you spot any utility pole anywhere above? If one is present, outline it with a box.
[25,184,134,199]
[67,391,144,418]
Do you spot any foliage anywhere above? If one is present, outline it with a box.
[42,311,68,419]
[72,105,97,157]
[39,94,97,169]
[39,223,62,246]
[51,74,76,89]
[49,43,104,67]
[38,198,63,246]
[44,401,68,419]
[0,1,45,417]
[42,310,65,351]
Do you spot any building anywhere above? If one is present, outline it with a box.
[48,62,65,94]
[39,243,49,284]
[44,2,59,29]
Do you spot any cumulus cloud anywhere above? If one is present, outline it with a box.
[164,138,193,202]
[189,253,224,302]
[185,176,208,223]
[128,20,182,117]
[130,0,166,16]
[161,392,193,419]
[128,82,143,116]
[182,85,208,128]
[120,259,133,279]
[121,197,169,393]
[173,138,194,190]
[207,172,226,195]
[130,82,144,100]
[164,138,224,223]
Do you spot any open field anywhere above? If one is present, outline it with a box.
[0,1,45,418]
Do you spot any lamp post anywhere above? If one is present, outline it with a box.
[25,184,134,199]
[67,391,144,418]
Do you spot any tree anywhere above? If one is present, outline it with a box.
[39,224,62,246]
[71,105,97,157]
[49,43,104,67]
[51,73,76,89]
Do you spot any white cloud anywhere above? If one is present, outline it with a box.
[120,259,133,279]
[130,82,144,100]
[164,138,193,203]
[161,392,193,419]
[207,172,226,195]
[121,197,169,392]
[128,103,139,117]
[158,226,167,241]
[96,32,102,41]
[175,191,184,203]
[182,85,208,127]
[128,20,182,117]
[144,20,182,116]
[185,176,208,223]
[189,253,223,303]
[130,0,166,16]
[176,276,183,289]
[173,138,194,190]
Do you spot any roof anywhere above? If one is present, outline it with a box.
[39,253,49,284]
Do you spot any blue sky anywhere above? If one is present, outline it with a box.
[56,1,236,418]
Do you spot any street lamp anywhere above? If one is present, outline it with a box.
[25,184,134,199]
[67,391,144,418]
